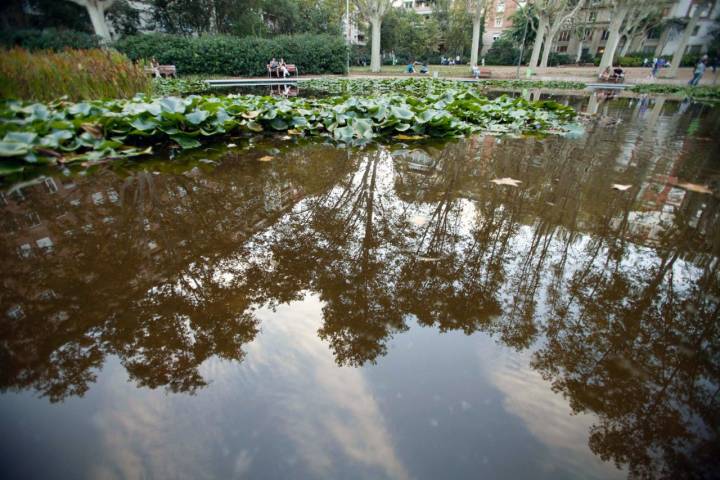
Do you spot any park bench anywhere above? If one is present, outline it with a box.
[267,64,299,78]
[478,68,492,78]
[144,65,177,78]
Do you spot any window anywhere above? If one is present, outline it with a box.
[692,25,701,36]
[686,44,702,54]
[601,30,609,40]
[588,11,597,22]
[558,30,571,42]
[495,16,503,27]
[556,45,568,52]
[497,0,505,13]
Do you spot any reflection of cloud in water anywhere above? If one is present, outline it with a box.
[481,347,625,480]
[87,295,408,480]
[247,295,411,480]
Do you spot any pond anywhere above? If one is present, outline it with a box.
[1,92,719,479]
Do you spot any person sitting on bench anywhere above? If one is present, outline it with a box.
[269,58,279,77]
[612,66,625,82]
[279,58,290,78]
[420,62,429,74]
[599,66,612,81]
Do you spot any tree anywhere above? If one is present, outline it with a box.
[66,0,117,40]
[444,0,474,59]
[668,0,712,78]
[382,8,441,62]
[504,2,538,52]
[524,0,585,70]
[538,0,585,68]
[470,0,489,66]
[353,0,392,72]
[596,0,656,73]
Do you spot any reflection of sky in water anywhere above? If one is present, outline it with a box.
[1,295,624,479]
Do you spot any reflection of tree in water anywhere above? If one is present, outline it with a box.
[2,108,720,477]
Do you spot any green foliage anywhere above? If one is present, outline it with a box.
[434,0,474,59]
[503,4,537,51]
[0,0,92,33]
[302,78,588,96]
[148,0,343,37]
[547,52,572,66]
[0,28,100,51]
[629,84,720,102]
[381,8,441,63]
[616,56,645,67]
[0,81,578,168]
[114,33,348,76]
[0,48,151,102]
[152,78,211,96]
[484,38,520,66]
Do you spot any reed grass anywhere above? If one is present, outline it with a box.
[0,47,151,101]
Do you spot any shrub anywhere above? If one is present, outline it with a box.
[484,38,520,66]
[0,28,100,51]
[0,48,150,101]
[617,56,645,67]
[547,52,572,66]
[114,33,348,76]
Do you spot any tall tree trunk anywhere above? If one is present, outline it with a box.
[655,27,670,57]
[370,16,382,73]
[668,3,703,78]
[528,17,548,70]
[86,1,112,40]
[619,35,631,56]
[540,25,560,68]
[470,0,483,66]
[598,4,630,72]
[576,38,584,62]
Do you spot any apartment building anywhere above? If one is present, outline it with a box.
[482,0,527,53]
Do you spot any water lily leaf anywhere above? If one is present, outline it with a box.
[391,106,414,120]
[186,109,210,125]
[395,134,424,140]
[242,110,260,119]
[131,117,158,131]
[395,123,411,132]
[160,97,185,114]
[68,102,91,116]
[246,120,263,132]
[0,141,30,157]
[334,125,354,140]
[4,131,37,144]
[270,118,289,130]
[352,118,373,139]
[170,134,201,149]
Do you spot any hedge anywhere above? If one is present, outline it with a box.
[0,28,100,51]
[114,33,348,76]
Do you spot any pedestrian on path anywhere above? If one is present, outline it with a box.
[689,56,708,86]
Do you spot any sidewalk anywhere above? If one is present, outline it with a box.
[348,65,719,86]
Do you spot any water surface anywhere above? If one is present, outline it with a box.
[1,94,719,479]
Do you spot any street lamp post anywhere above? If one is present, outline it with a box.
[346,0,351,75]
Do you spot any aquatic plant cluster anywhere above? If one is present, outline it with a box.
[628,83,720,101]
[0,87,576,171]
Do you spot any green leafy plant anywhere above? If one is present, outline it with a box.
[629,84,720,101]
[114,33,348,76]
[0,87,578,172]
[0,47,150,102]
[0,28,100,51]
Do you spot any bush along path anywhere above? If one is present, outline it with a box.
[0,88,578,174]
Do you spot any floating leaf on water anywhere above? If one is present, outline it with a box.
[242,110,260,119]
[258,155,274,162]
[676,182,713,194]
[491,177,522,187]
[410,215,429,226]
[612,184,632,191]
[395,134,425,140]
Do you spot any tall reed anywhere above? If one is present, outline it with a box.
[0,47,151,101]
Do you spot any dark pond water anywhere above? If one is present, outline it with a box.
[1,94,720,480]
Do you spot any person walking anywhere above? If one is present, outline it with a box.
[651,57,661,79]
[689,56,708,86]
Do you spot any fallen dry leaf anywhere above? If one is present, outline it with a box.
[280,135,292,140]
[395,134,425,140]
[81,123,103,138]
[612,184,632,191]
[258,155,274,162]
[241,110,260,119]
[676,182,713,194]
[410,215,428,226]
[491,177,522,187]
